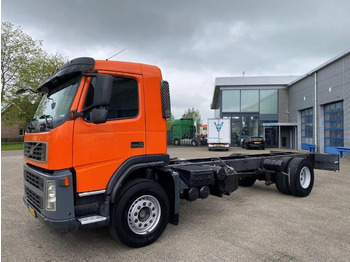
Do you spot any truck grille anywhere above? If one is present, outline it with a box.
[24,142,47,163]
[25,187,43,209]
[24,170,44,191]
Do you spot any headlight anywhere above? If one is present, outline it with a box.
[46,180,56,211]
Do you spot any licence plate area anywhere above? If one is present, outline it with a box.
[28,205,37,218]
[216,144,223,147]
[254,142,261,144]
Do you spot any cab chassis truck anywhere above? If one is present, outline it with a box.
[22,58,339,247]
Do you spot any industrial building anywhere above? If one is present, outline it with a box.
[211,50,349,156]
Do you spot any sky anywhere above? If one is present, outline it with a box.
[2,0,350,122]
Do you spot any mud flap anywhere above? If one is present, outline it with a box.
[312,154,340,172]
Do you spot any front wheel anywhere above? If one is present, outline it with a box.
[109,179,170,247]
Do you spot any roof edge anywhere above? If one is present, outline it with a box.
[288,50,350,86]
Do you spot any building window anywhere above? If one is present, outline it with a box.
[241,90,259,112]
[301,108,313,148]
[260,90,278,114]
[19,129,25,136]
[324,101,343,150]
[222,90,240,112]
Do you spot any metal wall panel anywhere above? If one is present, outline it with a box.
[343,55,350,154]
[318,55,350,155]
[288,75,314,123]
[288,53,350,154]
[318,60,344,105]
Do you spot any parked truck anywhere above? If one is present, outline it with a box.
[22,58,339,248]
[171,118,200,146]
[207,118,231,150]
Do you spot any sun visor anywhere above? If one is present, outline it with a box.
[38,57,95,93]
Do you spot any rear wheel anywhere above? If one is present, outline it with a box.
[288,158,314,197]
[109,179,170,247]
[191,139,198,146]
[238,177,256,187]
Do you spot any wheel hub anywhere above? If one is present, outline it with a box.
[300,166,311,189]
[127,195,161,235]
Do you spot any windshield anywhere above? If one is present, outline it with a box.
[30,75,81,132]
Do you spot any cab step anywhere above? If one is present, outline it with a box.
[78,215,107,225]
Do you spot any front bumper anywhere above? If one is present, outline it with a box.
[247,143,265,148]
[23,164,79,232]
[23,196,79,232]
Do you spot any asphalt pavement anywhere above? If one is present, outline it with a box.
[2,147,350,261]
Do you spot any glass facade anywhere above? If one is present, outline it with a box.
[324,101,344,154]
[222,89,277,114]
[260,90,278,114]
[241,90,259,112]
[222,90,240,112]
[264,125,279,147]
[301,108,313,150]
[231,116,240,146]
[221,89,278,146]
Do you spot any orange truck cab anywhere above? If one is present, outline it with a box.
[22,58,339,248]
[23,58,174,247]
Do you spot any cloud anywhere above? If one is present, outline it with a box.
[2,0,350,121]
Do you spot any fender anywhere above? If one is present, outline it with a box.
[106,154,170,203]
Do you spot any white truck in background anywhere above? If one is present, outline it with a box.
[208,118,231,151]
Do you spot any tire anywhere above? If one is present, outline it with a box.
[275,157,293,195]
[238,177,256,187]
[288,158,314,197]
[191,140,198,146]
[109,179,170,247]
[174,139,180,146]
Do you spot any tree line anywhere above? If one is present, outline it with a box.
[1,22,66,127]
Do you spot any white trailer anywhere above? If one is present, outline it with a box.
[207,118,231,150]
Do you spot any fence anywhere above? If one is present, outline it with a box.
[1,133,24,145]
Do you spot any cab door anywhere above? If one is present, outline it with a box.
[73,73,145,193]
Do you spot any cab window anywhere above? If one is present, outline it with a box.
[83,76,138,121]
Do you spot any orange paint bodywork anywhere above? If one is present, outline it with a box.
[24,60,168,193]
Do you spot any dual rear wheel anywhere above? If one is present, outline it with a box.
[238,157,314,197]
[275,157,314,197]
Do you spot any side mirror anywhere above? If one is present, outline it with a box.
[91,108,108,124]
[93,74,114,107]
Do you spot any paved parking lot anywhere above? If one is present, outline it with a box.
[2,147,350,261]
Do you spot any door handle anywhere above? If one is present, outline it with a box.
[131,141,144,148]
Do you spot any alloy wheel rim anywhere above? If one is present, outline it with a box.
[127,195,161,235]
